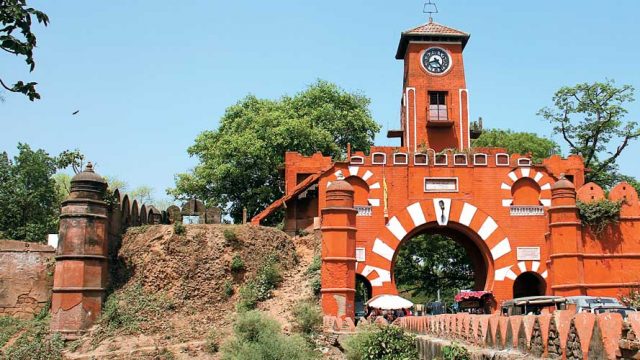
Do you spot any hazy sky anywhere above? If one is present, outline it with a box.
[2,1,639,201]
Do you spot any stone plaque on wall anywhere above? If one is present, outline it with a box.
[517,247,541,261]
[424,177,458,192]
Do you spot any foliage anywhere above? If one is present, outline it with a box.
[94,283,174,343]
[0,144,82,242]
[237,254,283,312]
[168,80,380,223]
[472,129,560,163]
[292,300,322,336]
[230,254,245,272]
[538,80,640,188]
[205,330,220,354]
[0,0,49,101]
[441,342,471,360]
[577,199,623,234]
[223,280,234,299]
[343,325,418,360]
[621,289,640,309]
[0,309,64,360]
[224,228,238,244]
[130,185,154,204]
[307,255,322,297]
[221,310,317,360]
[173,221,186,235]
[394,233,474,304]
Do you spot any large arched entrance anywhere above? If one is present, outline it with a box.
[513,271,546,298]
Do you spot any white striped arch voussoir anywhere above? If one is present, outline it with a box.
[328,166,382,208]
[500,167,554,208]
[357,199,523,287]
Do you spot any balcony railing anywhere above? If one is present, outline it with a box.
[429,105,448,121]
[355,205,372,217]
[510,205,545,216]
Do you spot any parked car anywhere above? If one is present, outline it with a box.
[501,296,567,316]
[566,296,637,318]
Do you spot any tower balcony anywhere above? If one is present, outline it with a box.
[427,105,453,127]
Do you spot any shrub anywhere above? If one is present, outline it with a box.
[622,288,640,309]
[236,254,283,312]
[292,300,322,336]
[307,255,322,297]
[221,311,317,360]
[0,313,64,360]
[224,280,234,299]
[223,228,238,243]
[173,221,186,235]
[343,325,418,360]
[577,199,623,234]
[442,342,470,360]
[205,330,220,354]
[230,254,245,272]
[94,283,174,343]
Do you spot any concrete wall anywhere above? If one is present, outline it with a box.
[0,240,55,319]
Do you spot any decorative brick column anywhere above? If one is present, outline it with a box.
[547,174,585,296]
[320,180,357,320]
[50,163,109,338]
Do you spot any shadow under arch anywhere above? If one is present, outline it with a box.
[513,271,546,298]
[390,221,492,293]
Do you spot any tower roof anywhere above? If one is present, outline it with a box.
[396,20,470,59]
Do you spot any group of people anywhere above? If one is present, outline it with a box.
[361,306,413,324]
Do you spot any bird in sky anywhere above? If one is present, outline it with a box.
[72,110,79,115]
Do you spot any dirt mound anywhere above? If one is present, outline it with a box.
[116,224,297,309]
[66,224,323,359]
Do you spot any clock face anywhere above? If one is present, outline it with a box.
[422,48,451,74]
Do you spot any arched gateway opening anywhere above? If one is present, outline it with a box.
[392,223,491,311]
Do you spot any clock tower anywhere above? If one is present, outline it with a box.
[389,20,471,152]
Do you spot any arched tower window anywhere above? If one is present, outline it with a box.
[346,176,371,216]
[511,178,541,206]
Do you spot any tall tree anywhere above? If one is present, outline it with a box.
[472,129,560,163]
[168,80,380,222]
[538,80,639,187]
[1,0,49,101]
[0,144,82,242]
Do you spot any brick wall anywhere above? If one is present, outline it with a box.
[0,240,55,319]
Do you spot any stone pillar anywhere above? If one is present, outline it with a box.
[547,174,585,296]
[50,163,109,338]
[320,180,357,320]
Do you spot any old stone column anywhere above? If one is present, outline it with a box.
[547,174,585,296]
[50,163,109,338]
[320,180,357,320]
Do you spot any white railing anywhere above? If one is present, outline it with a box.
[510,205,545,216]
[355,205,372,217]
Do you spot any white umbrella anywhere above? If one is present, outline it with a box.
[366,295,414,310]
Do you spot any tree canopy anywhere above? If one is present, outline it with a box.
[168,80,380,222]
[538,80,639,188]
[394,234,474,304]
[0,144,83,242]
[1,0,49,101]
[472,129,560,163]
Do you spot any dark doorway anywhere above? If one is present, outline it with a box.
[355,275,372,317]
[513,271,546,298]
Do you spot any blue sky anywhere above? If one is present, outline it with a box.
[1,0,639,201]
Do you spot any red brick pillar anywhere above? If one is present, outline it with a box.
[547,174,585,296]
[321,180,357,320]
[50,163,109,338]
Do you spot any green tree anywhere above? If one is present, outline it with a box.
[472,129,560,163]
[538,80,640,188]
[0,144,82,242]
[394,234,474,304]
[169,80,380,222]
[130,185,153,204]
[1,0,49,101]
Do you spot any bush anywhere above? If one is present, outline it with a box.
[237,254,283,312]
[292,300,322,335]
[221,311,317,360]
[577,199,622,234]
[343,325,418,360]
[0,312,64,360]
[224,280,234,299]
[205,330,220,354]
[230,254,245,272]
[223,228,238,243]
[173,221,186,235]
[307,255,322,297]
[622,288,640,309]
[442,342,470,360]
[94,283,174,342]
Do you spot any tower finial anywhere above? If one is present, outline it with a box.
[423,0,438,23]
